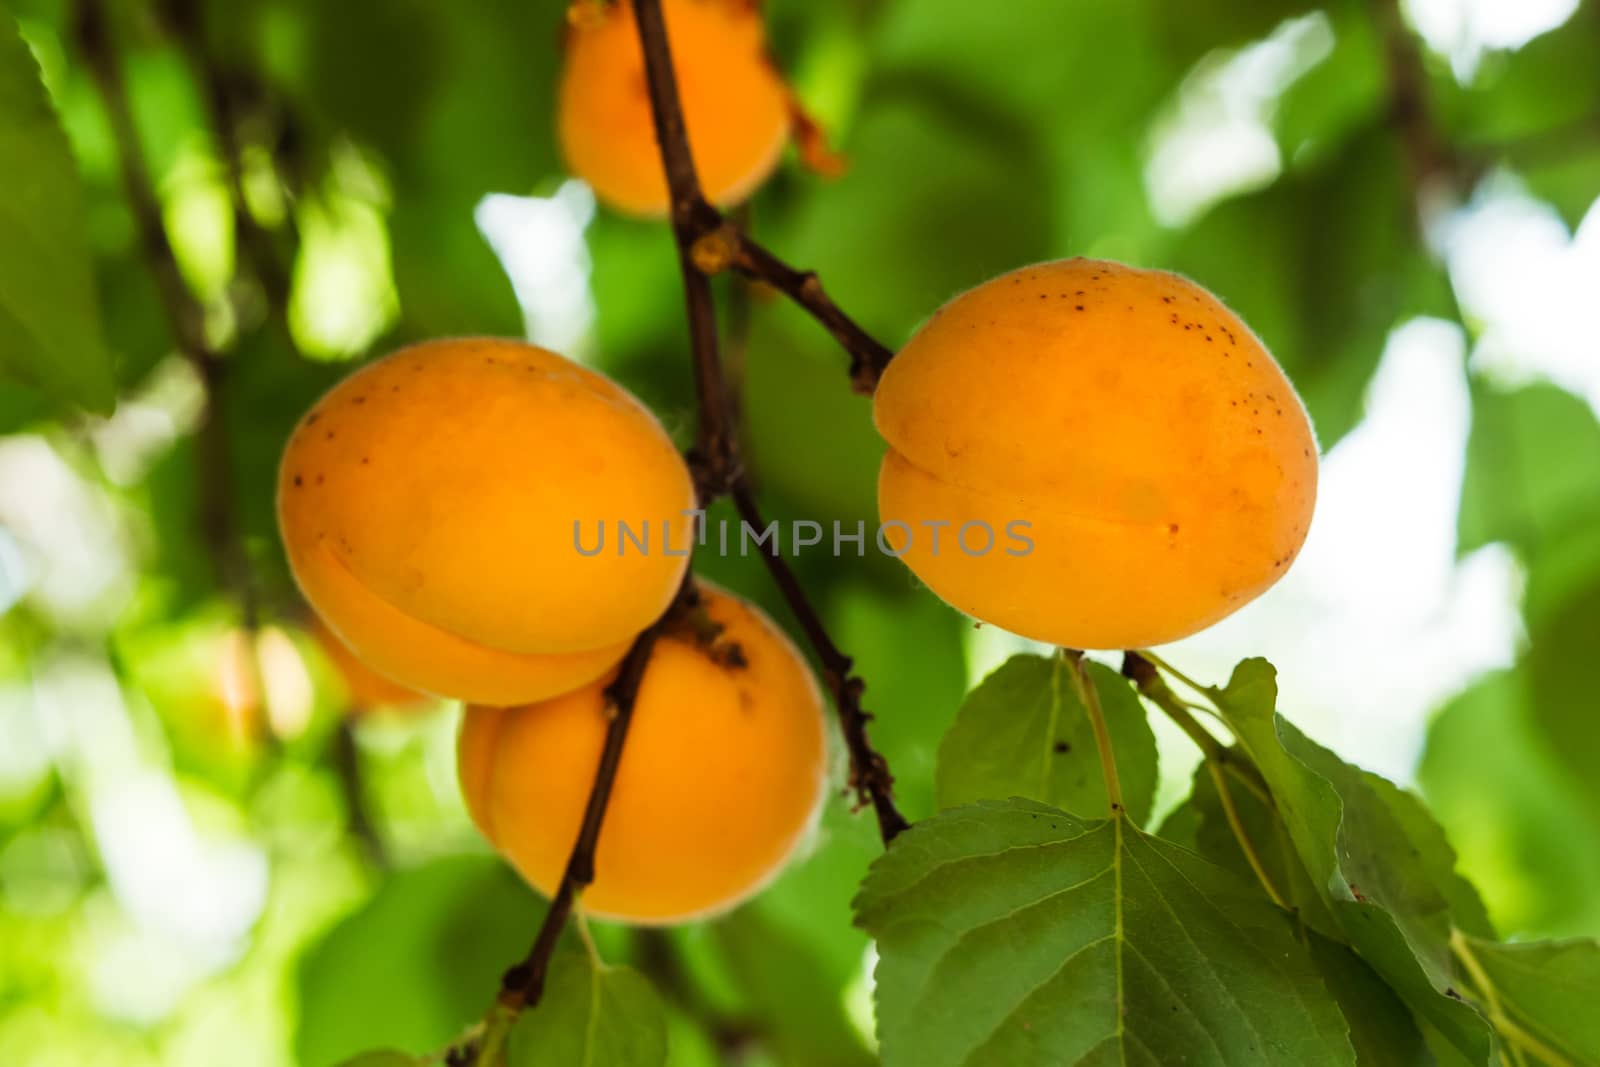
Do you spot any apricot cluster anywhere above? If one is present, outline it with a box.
[558,0,794,215]
[874,258,1318,650]
[277,338,828,923]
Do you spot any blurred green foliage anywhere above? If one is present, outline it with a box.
[1,0,1599,1063]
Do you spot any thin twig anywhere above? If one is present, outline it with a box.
[627,0,893,395]
[632,0,907,843]
[72,0,261,640]
[330,718,388,870]
[731,235,895,394]
[496,588,686,1014]
[157,0,293,311]
[731,486,908,842]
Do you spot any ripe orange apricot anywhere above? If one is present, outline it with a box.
[278,338,696,706]
[558,0,791,215]
[310,619,431,713]
[458,583,828,923]
[874,258,1318,650]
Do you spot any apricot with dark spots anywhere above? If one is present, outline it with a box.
[278,338,695,705]
[873,258,1319,649]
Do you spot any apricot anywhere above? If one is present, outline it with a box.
[309,618,431,713]
[558,0,791,215]
[277,338,695,706]
[874,258,1318,650]
[458,583,828,923]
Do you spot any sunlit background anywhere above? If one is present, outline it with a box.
[2,0,1598,1063]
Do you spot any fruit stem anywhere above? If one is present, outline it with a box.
[1063,650,1123,814]
[1122,653,1273,806]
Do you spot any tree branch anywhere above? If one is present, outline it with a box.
[72,0,261,638]
[330,718,388,869]
[730,486,909,842]
[629,0,894,395]
[493,582,690,1018]
[730,234,895,395]
[632,0,907,843]
[467,0,912,1044]
[1372,0,1462,204]
[157,0,294,312]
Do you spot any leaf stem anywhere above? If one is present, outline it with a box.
[467,1000,517,1067]
[1133,650,1212,702]
[1122,653,1272,805]
[1449,931,1573,1067]
[1206,761,1288,910]
[1063,650,1122,813]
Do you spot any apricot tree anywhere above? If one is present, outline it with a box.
[5,0,1600,1065]
[304,3,1600,1065]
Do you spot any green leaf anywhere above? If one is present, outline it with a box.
[935,655,1158,825]
[1272,8,1387,166]
[1162,760,1437,1063]
[296,857,541,1067]
[1307,935,1432,1067]
[711,910,876,1067]
[335,1053,422,1067]
[507,950,668,1067]
[1205,660,1496,1062]
[1525,570,1600,823]
[1419,670,1600,939]
[1454,935,1600,1065]
[773,92,1053,348]
[1165,754,1339,937]
[1516,143,1600,232]
[1457,380,1600,561]
[854,798,1355,1067]
[0,4,114,413]
[1454,15,1600,145]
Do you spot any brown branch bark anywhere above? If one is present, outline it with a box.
[471,0,912,1040]
[1372,0,1462,203]
[631,0,894,395]
[730,487,908,841]
[497,583,689,1012]
[632,0,907,841]
[157,0,294,312]
[72,0,260,635]
[331,718,388,870]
